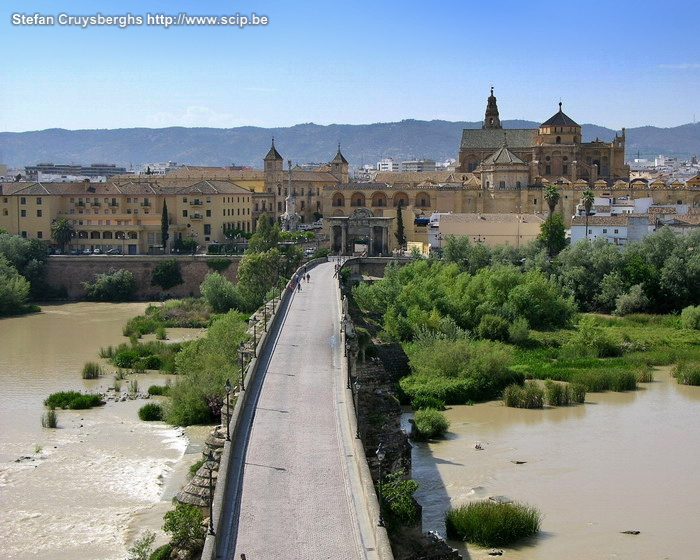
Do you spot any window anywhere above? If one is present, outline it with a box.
[206,209,211,217]
[183,197,188,203]
[37,210,42,217]
[516,181,521,188]
[204,224,211,235]
[563,165,568,174]
[21,209,26,217]
[36,197,42,204]
[37,231,43,239]
[603,229,608,233]
[499,181,505,188]
[21,231,27,238]
[556,136,561,144]
[614,229,619,234]
[20,197,26,204]
[182,210,188,217]
[545,165,551,174]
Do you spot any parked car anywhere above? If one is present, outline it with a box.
[82,249,92,255]
[304,248,315,257]
[106,248,122,255]
[93,248,101,254]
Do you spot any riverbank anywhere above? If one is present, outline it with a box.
[409,367,700,560]
[0,303,210,559]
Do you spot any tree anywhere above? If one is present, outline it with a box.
[537,214,567,256]
[200,272,239,313]
[0,255,31,316]
[581,189,595,239]
[51,218,74,253]
[162,503,204,550]
[395,201,406,250]
[161,200,170,253]
[248,213,280,253]
[544,185,560,218]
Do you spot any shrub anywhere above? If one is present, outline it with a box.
[509,317,530,345]
[411,408,450,440]
[148,384,171,396]
[411,395,445,411]
[188,459,205,476]
[503,383,544,409]
[138,403,164,421]
[380,471,421,529]
[81,361,103,380]
[155,326,167,340]
[113,349,139,368]
[206,257,232,272]
[151,259,183,290]
[680,305,700,330]
[149,544,172,560]
[44,391,103,410]
[82,268,136,302]
[570,370,637,392]
[477,314,510,342]
[614,284,649,316]
[569,383,587,403]
[41,409,57,428]
[445,500,542,547]
[163,503,204,550]
[672,362,700,385]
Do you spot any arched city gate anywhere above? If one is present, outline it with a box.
[327,208,394,256]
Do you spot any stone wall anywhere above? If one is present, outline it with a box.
[46,255,240,300]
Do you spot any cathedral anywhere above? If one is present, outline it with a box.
[458,88,629,186]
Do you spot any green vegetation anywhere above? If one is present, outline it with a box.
[149,544,172,560]
[41,409,58,428]
[672,362,700,386]
[103,340,180,373]
[0,254,32,316]
[165,310,248,425]
[127,530,155,560]
[206,257,233,272]
[82,268,136,301]
[503,383,544,408]
[81,361,103,379]
[162,503,204,551]
[122,299,211,337]
[151,258,183,290]
[0,233,50,301]
[148,384,171,396]
[411,408,450,440]
[379,471,420,530]
[188,458,205,476]
[681,305,700,330]
[400,337,521,404]
[200,272,240,313]
[410,395,445,411]
[44,391,103,410]
[138,403,164,421]
[445,501,542,547]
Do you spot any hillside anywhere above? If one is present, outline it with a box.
[1,120,698,170]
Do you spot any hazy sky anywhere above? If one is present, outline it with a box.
[2,0,699,132]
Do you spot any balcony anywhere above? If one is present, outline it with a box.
[191,213,203,220]
[190,200,203,206]
[140,202,151,208]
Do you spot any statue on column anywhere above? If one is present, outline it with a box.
[280,159,301,232]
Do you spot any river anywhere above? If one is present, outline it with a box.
[410,369,700,559]
[0,303,208,560]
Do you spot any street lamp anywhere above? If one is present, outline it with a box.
[354,380,361,439]
[376,443,386,527]
[238,343,246,391]
[224,378,232,441]
[205,450,216,535]
[252,323,257,358]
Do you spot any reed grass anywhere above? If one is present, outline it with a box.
[81,361,103,380]
[503,383,544,408]
[411,408,450,440]
[127,379,139,394]
[445,500,542,547]
[41,409,57,428]
[672,362,700,386]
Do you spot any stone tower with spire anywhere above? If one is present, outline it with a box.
[263,138,284,192]
[330,144,349,183]
[482,87,502,130]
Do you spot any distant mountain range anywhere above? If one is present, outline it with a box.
[1,120,699,170]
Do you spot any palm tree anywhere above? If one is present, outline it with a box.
[51,218,74,253]
[581,189,595,240]
[544,185,560,218]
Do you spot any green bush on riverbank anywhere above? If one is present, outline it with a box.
[411,408,450,440]
[44,391,103,410]
[445,500,542,547]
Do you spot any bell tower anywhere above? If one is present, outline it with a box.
[482,87,502,130]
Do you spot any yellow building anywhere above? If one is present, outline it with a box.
[0,178,253,254]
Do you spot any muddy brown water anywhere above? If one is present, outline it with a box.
[0,303,208,560]
[408,369,700,559]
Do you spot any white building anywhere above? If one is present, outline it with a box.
[376,158,399,172]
